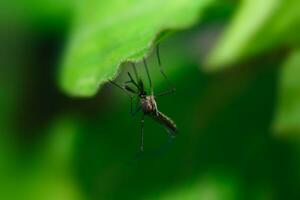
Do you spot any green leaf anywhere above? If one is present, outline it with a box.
[147,171,240,200]
[206,0,300,70]
[60,0,215,97]
[24,116,83,200]
[273,49,300,136]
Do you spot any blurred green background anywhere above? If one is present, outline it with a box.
[1,0,300,200]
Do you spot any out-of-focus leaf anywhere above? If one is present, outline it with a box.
[22,116,83,200]
[60,0,215,96]
[147,172,240,200]
[273,49,300,136]
[206,0,300,70]
[3,0,73,31]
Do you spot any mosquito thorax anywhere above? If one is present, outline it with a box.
[141,95,157,114]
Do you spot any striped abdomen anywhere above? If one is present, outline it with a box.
[150,111,177,136]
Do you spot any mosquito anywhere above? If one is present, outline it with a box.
[109,45,177,152]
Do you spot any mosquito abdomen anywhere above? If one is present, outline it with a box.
[150,111,177,135]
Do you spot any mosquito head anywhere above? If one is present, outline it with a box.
[139,91,147,98]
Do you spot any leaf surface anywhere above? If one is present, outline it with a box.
[60,0,214,96]
[273,50,300,136]
[207,0,300,70]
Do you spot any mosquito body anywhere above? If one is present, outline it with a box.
[109,45,177,151]
[140,94,177,134]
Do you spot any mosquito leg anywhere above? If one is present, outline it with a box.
[143,58,153,95]
[131,96,141,116]
[131,103,141,116]
[129,95,143,116]
[109,80,136,115]
[135,95,140,110]
[156,44,174,85]
[156,44,176,96]
[130,96,133,115]
[131,62,139,81]
[109,80,131,96]
[156,89,176,97]
[140,114,145,152]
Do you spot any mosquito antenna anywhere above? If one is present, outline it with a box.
[143,58,153,94]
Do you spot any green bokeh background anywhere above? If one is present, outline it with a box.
[1,1,300,200]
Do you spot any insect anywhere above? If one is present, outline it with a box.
[109,45,177,152]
